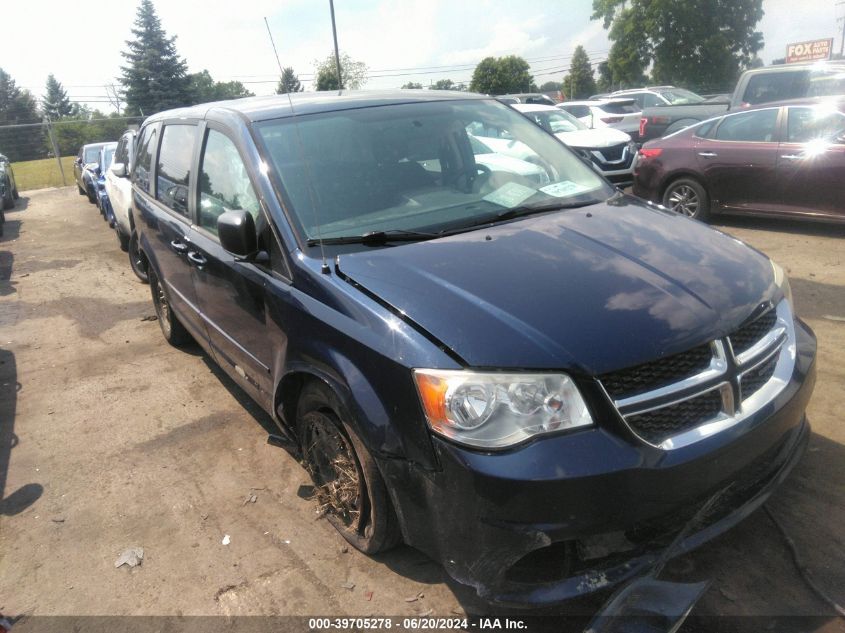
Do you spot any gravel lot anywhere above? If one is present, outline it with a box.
[0,188,843,629]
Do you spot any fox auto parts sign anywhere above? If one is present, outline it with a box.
[786,38,833,63]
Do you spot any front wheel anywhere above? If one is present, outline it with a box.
[149,267,191,347]
[128,230,149,283]
[662,178,710,221]
[297,381,401,555]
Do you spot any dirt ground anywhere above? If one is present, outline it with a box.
[0,188,843,630]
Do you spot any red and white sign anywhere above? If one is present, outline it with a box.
[785,38,833,64]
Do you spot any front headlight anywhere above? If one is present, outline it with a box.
[771,260,793,310]
[413,370,593,449]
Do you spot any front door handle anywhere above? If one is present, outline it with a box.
[697,151,718,158]
[780,154,803,161]
[187,252,207,267]
[170,239,188,254]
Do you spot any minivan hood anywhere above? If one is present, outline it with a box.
[334,197,775,374]
[556,127,631,148]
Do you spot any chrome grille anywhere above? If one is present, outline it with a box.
[600,301,794,450]
[740,351,779,399]
[730,310,777,355]
[600,344,712,399]
[626,388,724,444]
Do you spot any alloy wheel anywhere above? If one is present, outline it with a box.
[667,184,699,217]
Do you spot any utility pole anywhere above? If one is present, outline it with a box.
[329,0,343,89]
[43,117,67,187]
[838,0,845,57]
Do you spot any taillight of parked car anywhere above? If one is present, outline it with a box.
[638,148,663,160]
[600,116,624,124]
[639,117,647,138]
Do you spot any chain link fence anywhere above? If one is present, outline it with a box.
[0,116,143,190]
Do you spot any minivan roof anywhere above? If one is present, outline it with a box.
[143,90,488,124]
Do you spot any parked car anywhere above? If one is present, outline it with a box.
[74,142,111,203]
[633,97,845,224]
[132,91,815,607]
[94,142,118,223]
[557,98,642,140]
[104,130,145,280]
[0,160,19,237]
[497,92,558,106]
[635,62,845,142]
[512,103,639,186]
[0,156,18,210]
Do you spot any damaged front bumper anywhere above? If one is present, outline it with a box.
[380,320,816,608]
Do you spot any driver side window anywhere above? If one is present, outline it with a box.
[198,129,260,236]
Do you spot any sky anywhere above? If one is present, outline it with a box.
[0,0,841,113]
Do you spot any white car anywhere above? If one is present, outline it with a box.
[104,129,146,281]
[556,98,642,140]
[511,104,638,188]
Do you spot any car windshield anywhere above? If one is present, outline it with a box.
[520,108,588,133]
[256,99,610,242]
[659,89,705,105]
[84,147,100,163]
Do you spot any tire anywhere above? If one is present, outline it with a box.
[116,226,130,252]
[12,188,18,200]
[77,182,86,196]
[128,230,149,283]
[86,186,97,205]
[297,380,401,555]
[662,177,710,221]
[2,192,12,211]
[149,266,191,347]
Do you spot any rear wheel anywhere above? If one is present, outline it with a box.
[149,267,191,346]
[297,380,401,554]
[2,190,12,210]
[662,177,710,221]
[128,230,149,283]
[77,182,86,195]
[115,226,130,252]
[86,185,97,204]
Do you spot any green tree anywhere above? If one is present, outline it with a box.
[595,61,614,92]
[42,74,73,119]
[276,67,303,94]
[538,81,561,92]
[561,46,597,99]
[120,0,191,115]
[401,82,423,89]
[592,0,764,92]
[430,79,455,90]
[314,53,369,91]
[0,68,42,161]
[187,70,253,104]
[469,56,533,94]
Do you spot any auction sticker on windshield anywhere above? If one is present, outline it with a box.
[540,181,592,198]
[483,182,537,208]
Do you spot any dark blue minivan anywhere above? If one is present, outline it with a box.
[131,91,815,606]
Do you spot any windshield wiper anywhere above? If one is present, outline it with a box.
[494,199,599,221]
[306,229,441,246]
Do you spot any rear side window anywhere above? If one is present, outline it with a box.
[134,126,157,194]
[695,119,718,139]
[742,71,807,105]
[787,107,845,144]
[156,124,196,217]
[643,93,663,108]
[714,109,779,142]
[198,129,260,235]
[601,102,638,114]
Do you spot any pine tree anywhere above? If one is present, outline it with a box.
[120,0,191,116]
[276,68,303,94]
[42,74,73,119]
[561,46,597,100]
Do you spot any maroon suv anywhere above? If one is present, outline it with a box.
[633,97,845,223]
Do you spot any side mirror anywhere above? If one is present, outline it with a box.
[110,162,127,178]
[218,209,257,259]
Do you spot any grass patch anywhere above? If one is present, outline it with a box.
[12,156,77,191]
